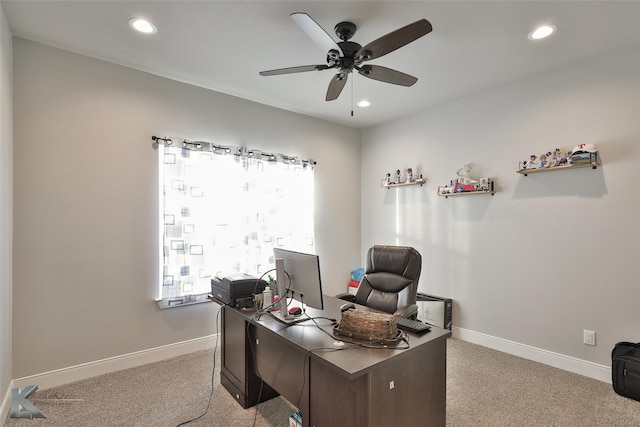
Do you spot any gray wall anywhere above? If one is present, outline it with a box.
[361,46,640,367]
[0,2,13,407]
[12,38,361,378]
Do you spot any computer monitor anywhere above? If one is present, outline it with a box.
[273,248,324,312]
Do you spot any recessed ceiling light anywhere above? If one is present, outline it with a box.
[528,24,557,40]
[357,100,371,108]
[129,18,157,35]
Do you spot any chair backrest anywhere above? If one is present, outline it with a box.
[354,245,422,315]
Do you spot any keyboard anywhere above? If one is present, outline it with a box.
[395,316,432,334]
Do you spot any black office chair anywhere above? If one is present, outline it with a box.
[337,245,422,319]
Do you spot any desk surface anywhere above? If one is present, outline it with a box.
[236,295,451,378]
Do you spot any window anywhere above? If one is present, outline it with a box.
[157,139,315,308]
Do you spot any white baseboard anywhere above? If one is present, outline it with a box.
[453,327,611,383]
[8,328,610,400]
[12,334,217,391]
[1,380,13,425]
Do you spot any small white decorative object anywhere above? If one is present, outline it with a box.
[456,163,478,184]
[478,178,490,191]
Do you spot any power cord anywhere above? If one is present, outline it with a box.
[252,268,292,303]
[175,304,223,426]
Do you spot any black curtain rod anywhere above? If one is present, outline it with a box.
[151,135,172,144]
[151,135,317,166]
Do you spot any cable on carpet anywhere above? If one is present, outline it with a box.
[174,304,223,426]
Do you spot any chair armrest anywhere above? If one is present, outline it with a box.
[394,304,418,319]
[335,293,356,302]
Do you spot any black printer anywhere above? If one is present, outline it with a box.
[211,273,267,308]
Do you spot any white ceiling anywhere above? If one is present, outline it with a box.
[3,1,640,129]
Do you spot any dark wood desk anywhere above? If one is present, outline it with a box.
[220,296,451,427]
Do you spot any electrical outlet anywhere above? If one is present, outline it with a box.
[583,330,596,346]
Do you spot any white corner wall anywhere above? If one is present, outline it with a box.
[12,38,361,381]
[0,2,13,421]
[361,46,640,378]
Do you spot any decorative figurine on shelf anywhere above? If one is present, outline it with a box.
[456,163,478,185]
[456,163,471,182]
[552,148,562,166]
[396,169,402,183]
[406,168,413,183]
[478,178,491,192]
[438,185,452,195]
[539,152,552,168]
[526,154,539,169]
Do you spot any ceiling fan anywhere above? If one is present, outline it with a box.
[259,13,433,101]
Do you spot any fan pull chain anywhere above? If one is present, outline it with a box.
[351,73,354,117]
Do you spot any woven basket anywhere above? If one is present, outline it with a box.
[334,309,397,341]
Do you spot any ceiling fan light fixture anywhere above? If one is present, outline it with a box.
[357,100,371,108]
[128,18,157,35]
[528,24,557,40]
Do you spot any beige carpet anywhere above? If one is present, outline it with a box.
[4,339,640,427]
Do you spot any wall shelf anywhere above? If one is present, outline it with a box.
[438,190,495,198]
[518,151,599,176]
[517,162,598,176]
[382,178,426,189]
[437,177,495,198]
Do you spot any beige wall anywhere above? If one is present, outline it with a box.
[12,38,361,378]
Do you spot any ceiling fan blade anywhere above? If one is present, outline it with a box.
[291,13,343,55]
[326,73,349,101]
[260,65,330,76]
[358,65,417,86]
[356,19,432,61]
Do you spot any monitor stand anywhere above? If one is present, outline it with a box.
[274,258,295,323]
[269,298,308,325]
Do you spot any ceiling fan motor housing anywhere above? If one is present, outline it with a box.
[335,41,363,71]
[334,21,357,41]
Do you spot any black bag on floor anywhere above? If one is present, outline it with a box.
[612,341,640,401]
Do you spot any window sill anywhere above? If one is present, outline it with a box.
[156,294,215,309]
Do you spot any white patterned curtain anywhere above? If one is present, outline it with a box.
[157,139,315,308]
